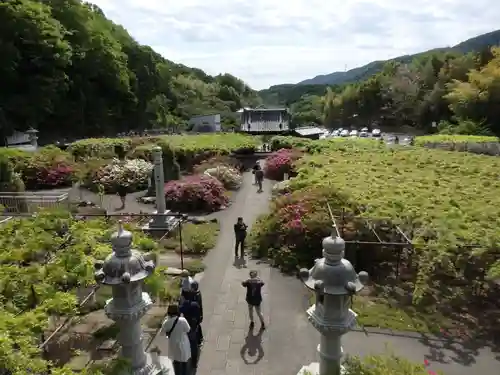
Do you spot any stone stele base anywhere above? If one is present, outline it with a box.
[141,210,178,238]
[297,362,346,375]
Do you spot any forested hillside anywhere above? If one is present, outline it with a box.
[299,29,500,86]
[0,0,260,144]
[273,47,500,135]
[260,29,500,130]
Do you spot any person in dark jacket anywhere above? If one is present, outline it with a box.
[255,168,264,193]
[252,162,261,185]
[242,270,265,329]
[179,297,201,368]
[234,217,247,258]
[190,281,204,346]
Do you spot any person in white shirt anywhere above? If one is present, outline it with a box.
[162,304,191,375]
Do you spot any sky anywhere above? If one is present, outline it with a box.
[90,0,500,90]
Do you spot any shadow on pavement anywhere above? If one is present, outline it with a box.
[240,326,265,365]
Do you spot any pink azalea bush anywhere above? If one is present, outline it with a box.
[21,147,75,189]
[23,163,74,190]
[248,189,332,271]
[264,148,301,181]
[164,175,229,212]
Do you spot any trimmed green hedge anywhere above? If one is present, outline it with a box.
[416,135,500,156]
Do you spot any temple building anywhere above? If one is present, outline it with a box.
[238,107,290,134]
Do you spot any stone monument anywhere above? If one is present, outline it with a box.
[94,222,172,374]
[297,235,369,375]
[142,146,178,235]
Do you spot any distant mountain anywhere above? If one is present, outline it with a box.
[296,29,500,86]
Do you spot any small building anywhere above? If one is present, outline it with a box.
[188,114,221,133]
[292,126,325,140]
[5,129,39,151]
[239,108,290,134]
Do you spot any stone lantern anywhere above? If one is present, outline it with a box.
[94,222,171,374]
[26,127,39,149]
[298,235,369,375]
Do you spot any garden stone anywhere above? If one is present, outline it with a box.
[140,196,156,204]
[186,216,218,224]
[77,201,96,207]
[187,216,208,224]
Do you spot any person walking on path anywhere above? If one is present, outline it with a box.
[234,217,248,258]
[252,161,261,185]
[242,270,266,329]
[255,167,264,193]
[179,270,194,304]
[179,294,202,368]
[190,281,204,346]
[162,304,191,375]
[116,183,128,210]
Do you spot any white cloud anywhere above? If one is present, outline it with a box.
[90,0,500,89]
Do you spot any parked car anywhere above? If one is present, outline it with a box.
[331,130,340,137]
[349,130,358,137]
[359,127,369,137]
[340,129,349,137]
[372,129,382,137]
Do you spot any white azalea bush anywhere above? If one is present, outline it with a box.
[272,179,291,196]
[204,165,243,190]
[92,158,153,193]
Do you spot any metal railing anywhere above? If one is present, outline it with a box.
[0,191,69,215]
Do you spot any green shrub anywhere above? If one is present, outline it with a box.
[416,134,500,155]
[342,352,442,375]
[138,134,258,170]
[162,222,219,255]
[184,259,206,274]
[269,135,313,151]
[162,143,181,182]
[415,134,499,145]
[68,138,133,159]
[130,143,156,160]
[182,222,219,254]
[0,148,32,171]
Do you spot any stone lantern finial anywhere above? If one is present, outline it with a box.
[111,220,133,257]
[322,235,345,265]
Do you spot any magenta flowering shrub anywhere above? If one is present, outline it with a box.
[248,189,333,271]
[23,163,74,190]
[164,175,229,213]
[263,148,301,181]
[21,147,75,189]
